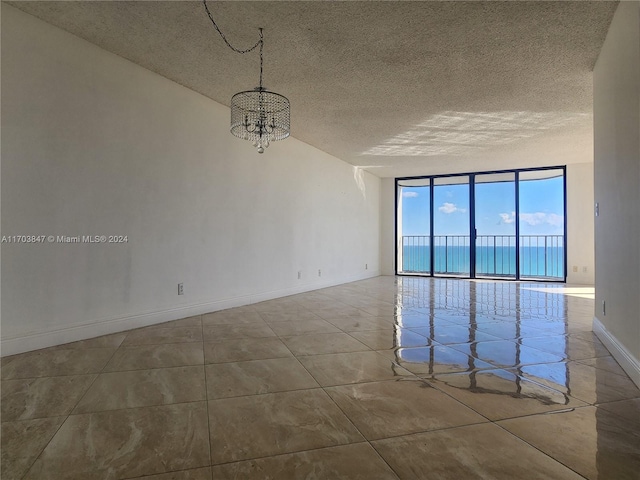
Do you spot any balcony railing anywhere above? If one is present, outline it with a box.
[401,235,564,279]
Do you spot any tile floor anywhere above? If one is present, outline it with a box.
[2,277,639,479]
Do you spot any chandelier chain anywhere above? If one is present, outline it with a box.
[259,28,263,89]
[203,0,265,89]
[202,0,261,54]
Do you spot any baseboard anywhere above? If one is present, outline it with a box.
[0,270,380,357]
[593,316,640,388]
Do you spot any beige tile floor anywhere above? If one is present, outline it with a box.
[2,277,639,479]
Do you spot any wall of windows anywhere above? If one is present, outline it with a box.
[396,167,566,280]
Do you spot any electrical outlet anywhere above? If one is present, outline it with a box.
[572,266,578,273]
[582,266,588,273]
[365,263,368,270]
[318,269,322,277]
[297,271,301,280]
[178,283,184,295]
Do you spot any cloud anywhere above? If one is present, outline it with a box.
[499,212,516,224]
[439,202,466,214]
[402,191,419,198]
[499,211,564,227]
[545,213,564,227]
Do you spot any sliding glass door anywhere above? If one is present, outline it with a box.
[475,173,516,278]
[397,179,430,274]
[433,177,470,276]
[519,169,565,279]
[396,167,566,281]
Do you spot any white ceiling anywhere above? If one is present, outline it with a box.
[7,1,618,178]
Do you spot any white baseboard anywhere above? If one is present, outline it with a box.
[1,270,380,357]
[593,316,640,388]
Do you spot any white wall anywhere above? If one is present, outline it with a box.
[593,0,640,386]
[0,5,381,355]
[380,178,396,275]
[566,162,595,285]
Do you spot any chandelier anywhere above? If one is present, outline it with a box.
[203,1,290,153]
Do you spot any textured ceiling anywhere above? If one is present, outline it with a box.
[7,1,618,178]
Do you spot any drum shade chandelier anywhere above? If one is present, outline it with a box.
[203,0,290,153]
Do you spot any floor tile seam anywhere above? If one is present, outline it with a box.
[498,367,605,406]
[423,365,588,406]
[65,399,208,417]
[205,382,325,402]
[281,353,330,390]
[103,361,207,373]
[364,416,500,451]
[4,392,110,423]
[574,359,635,379]
[206,440,374,469]
[261,315,327,325]
[594,397,640,411]
[356,416,494,443]
[492,404,594,423]
[509,338,588,359]
[128,323,204,332]
[204,354,294,365]
[0,357,18,369]
[119,465,212,480]
[286,346,372,357]
[201,317,214,468]
[419,376,497,421]
[591,390,640,406]
[63,343,124,418]
[0,345,121,365]
[282,353,377,446]
[106,340,205,367]
[254,311,315,318]
[309,369,424,389]
[1,370,109,383]
[123,328,204,339]
[279,330,373,340]
[359,439,403,479]
[315,381,373,445]
[204,335,280,344]
[120,339,205,347]
[266,330,314,358]
[254,307,318,319]
[592,403,640,432]
[114,341,206,350]
[491,420,590,480]
[263,321,278,340]
[335,326,399,334]
[339,329,382,351]
[266,320,366,348]
[90,364,208,376]
[18,414,70,480]
[1,371,106,381]
[288,344,380,358]
[202,321,268,329]
[328,302,381,317]
[433,347,568,371]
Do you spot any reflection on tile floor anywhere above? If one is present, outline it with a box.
[2,277,639,479]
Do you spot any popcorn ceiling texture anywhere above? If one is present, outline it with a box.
[8,1,618,177]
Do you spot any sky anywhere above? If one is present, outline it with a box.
[400,173,565,237]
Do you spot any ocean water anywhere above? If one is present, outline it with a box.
[401,245,564,278]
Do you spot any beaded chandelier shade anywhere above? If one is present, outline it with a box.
[230,88,290,153]
[204,1,290,153]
